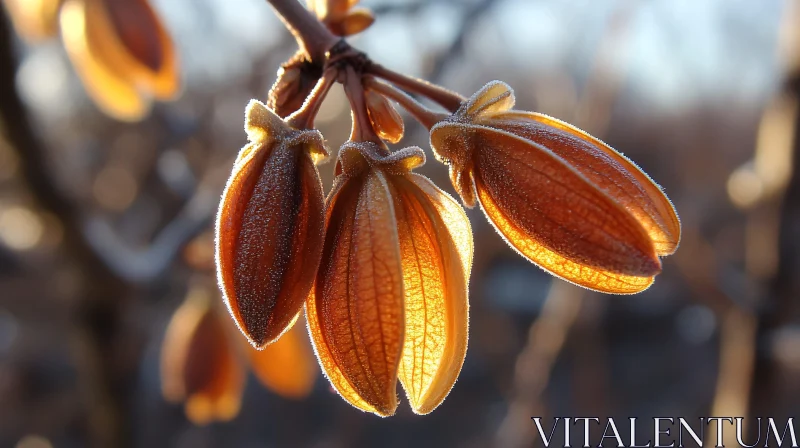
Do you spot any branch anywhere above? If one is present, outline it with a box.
[265,0,339,62]
[83,185,217,284]
[0,15,130,448]
[426,0,499,84]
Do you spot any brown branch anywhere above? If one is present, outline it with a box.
[265,0,339,63]
[0,15,130,448]
[425,0,500,84]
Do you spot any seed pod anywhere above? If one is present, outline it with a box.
[59,0,179,120]
[306,142,472,416]
[267,52,323,118]
[216,100,327,348]
[86,0,180,99]
[328,8,375,37]
[365,89,405,144]
[60,0,149,120]
[160,288,245,425]
[307,0,374,37]
[245,316,317,399]
[2,0,61,42]
[430,81,680,294]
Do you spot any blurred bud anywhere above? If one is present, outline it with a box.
[59,0,180,121]
[327,8,374,37]
[727,161,763,210]
[365,89,404,144]
[307,141,472,416]
[267,52,323,118]
[307,0,373,37]
[307,0,353,19]
[431,81,681,294]
[183,231,215,272]
[2,0,61,42]
[216,100,327,348]
[245,317,317,399]
[160,288,245,425]
[728,92,799,210]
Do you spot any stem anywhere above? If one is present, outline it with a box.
[369,63,466,113]
[287,67,337,129]
[344,65,382,145]
[364,77,448,129]
[266,0,339,62]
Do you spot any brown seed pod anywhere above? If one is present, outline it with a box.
[306,142,472,416]
[365,89,405,144]
[216,100,327,348]
[430,81,680,294]
[160,288,245,425]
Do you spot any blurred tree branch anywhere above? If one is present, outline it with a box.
[84,169,223,284]
[0,14,130,448]
[427,0,498,83]
[493,282,584,448]
[748,64,800,423]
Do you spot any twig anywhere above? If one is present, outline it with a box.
[82,179,219,284]
[265,0,339,62]
[364,76,448,129]
[368,63,464,112]
[425,0,499,84]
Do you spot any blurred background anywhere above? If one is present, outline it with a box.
[0,0,797,447]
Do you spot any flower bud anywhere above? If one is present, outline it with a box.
[430,81,680,294]
[268,52,323,118]
[307,0,374,37]
[328,8,375,37]
[365,89,405,144]
[216,100,327,348]
[306,141,472,416]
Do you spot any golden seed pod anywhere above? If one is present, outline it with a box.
[328,8,374,37]
[365,89,405,144]
[84,0,180,99]
[160,288,245,425]
[245,317,317,400]
[60,0,148,120]
[306,141,472,416]
[430,81,680,294]
[216,100,327,348]
[2,0,61,42]
[59,0,179,121]
[307,0,356,19]
[307,0,374,37]
[268,52,323,118]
